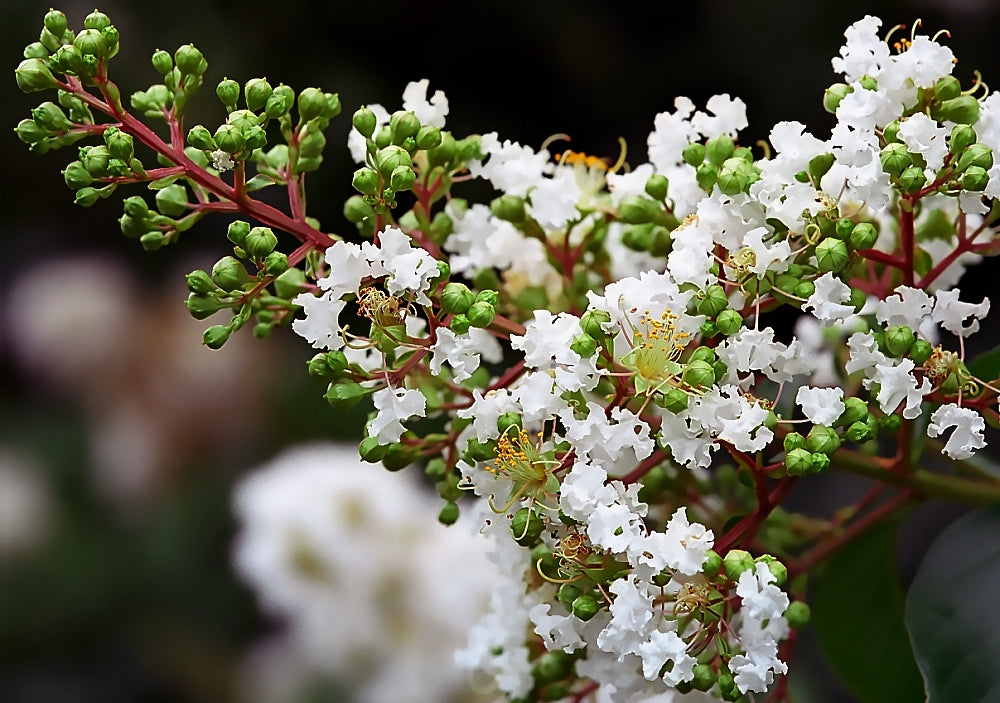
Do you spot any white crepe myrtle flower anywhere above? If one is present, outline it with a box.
[429,327,503,383]
[528,168,582,229]
[378,227,439,305]
[803,273,856,325]
[692,93,748,138]
[559,460,617,521]
[846,331,889,376]
[634,507,714,576]
[832,16,890,83]
[606,163,655,206]
[897,112,950,173]
[876,286,934,330]
[637,628,696,686]
[401,79,448,128]
[469,133,550,196]
[866,358,931,420]
[931,289,991,337]
[457,388,518,443]
[796,386,846,426]
[737,562,790,622]
[292,291,347,350]
[928,403,987,459]
[368,385,427,445]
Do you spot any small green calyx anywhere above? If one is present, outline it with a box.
[245,78,272,112]
[722,549,755,581]
[440,282,475,315]
[175,43,206,76]
[16,58,58,92]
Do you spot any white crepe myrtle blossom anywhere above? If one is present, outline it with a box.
[368,385,426,444]
[804,272,857,325]
[796,386,847,426]
[928,403,988,459]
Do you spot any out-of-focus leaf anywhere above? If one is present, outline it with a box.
[812,521,925,702]
[906,506,1000,702]
[968,344,1000,384]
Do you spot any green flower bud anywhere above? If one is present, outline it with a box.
[700,549,722,578]
[440,282,475,314]
[24,42,48,60]
[696,161,718,191]
[950,124,977,154]
[74,29,107,58]
[390,110,421,141]
[880,413,903,432]
[935,75,962,102]
[79,145,110,177]
[850,222,878,250]
[244,78,272,112]
[572,594,599,621]
[885,325,916,357]
[121,196,148,220]
[298,125,326,158]
[661,387,689,413]
[214,77,240,111]
[43,9,68,37]
[390,164,415,191]
[838,396,868,426]
[263,251,288,276]
[910,339,933,365]
[175,44,205,75]
[343,194,374,224]
[467,301,495,328]
[650,225,673,256]
[570,333,597,358]
[962,165,989,191]
[15,118,48,145]
[476,290,499,307]
[717,157,760,195]
[264,85,294,118]
[297,87,327,122]
[823,83,853,113]
[859,75,878,90]
[712,309,740,336]
[415,124,442,150]
[705,134,735,166]
[533,651,572,684]
[223,221,249,248]
[511,508,544,546]
[680,141,705,167]
[351,167,380,196]
[621,223,653,251]
[322,92,341,119]
[645,173,670,201]
[815,238,849,272]
[212,256,251,291]
[438,501,459,525]
[850,285,868,312]
[898,165,926,194]
[149,48,172,75]
[811,452,831,471]
[446,312,470,335]
[352,106,377,138]
[244,226,278,259]
[31,101,70,131]
[937,95,980,125]
[202,324,230,349]
[580,309,612,339]
[617,195,661,224]
[214,124,244,154]
[723,549,755,581]
[699,317,718,337]
[186,269,216,295]
[103,127,133,162]
[15,58,58,92]
[557,583,582,611]
[880,142,912,176]
[102,26,120,57]
[154,183,187,216]
[491,194,526,223]
[957,144,993,172]
[63,160,93,189]
[756,554,787,586]
[374,145,412,177]
[846,420,875,443]
[690,664,715,692]
[785,447,814,476]
[786,600,811,629]
[183,293,226,320]
[683,359,715,389]
[806,424,841,454]
[358,435,389,463]
[82,9,111,30]
[697,284,729,317]
[186,124,214,151]
[784,432,805,452]
[423,458,447,482]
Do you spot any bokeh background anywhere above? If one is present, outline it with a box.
[4,0,1000,701]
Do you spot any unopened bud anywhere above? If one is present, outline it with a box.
[723,549,755,581]
[815,238,849,272]
[175,44,206,75]
[15,58,58,92]
[823,83,852,113]
[244,78,272,112]
[805,424,841,454]
[440,282,475,314]
[244,226,278,259]
[950,124,977,154]
[937,95,980,124]
[352,106,377,137]
[491,194,526,223]
[467,301,495,328]
[850,222,878,250]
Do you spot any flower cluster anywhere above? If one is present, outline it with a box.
[15,10,1000,702]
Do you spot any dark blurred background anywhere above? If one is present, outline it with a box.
[4,0,1000,701]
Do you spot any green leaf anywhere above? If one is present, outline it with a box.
[968,344,1000,384]
[811,521,924,702]
[913,246,933,277]
[906,506,1000,702]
